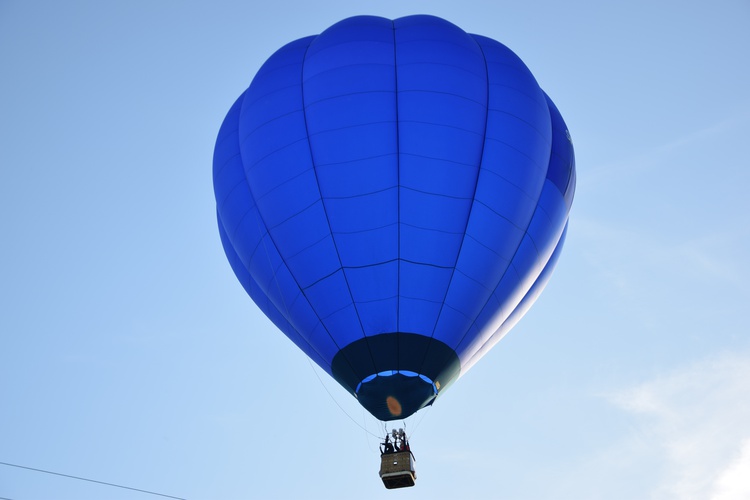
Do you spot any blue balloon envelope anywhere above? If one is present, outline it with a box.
[213,15,576,421]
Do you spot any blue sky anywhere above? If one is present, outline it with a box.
[1,1,749,499]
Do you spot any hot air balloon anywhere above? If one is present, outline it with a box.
[213,15,575,427]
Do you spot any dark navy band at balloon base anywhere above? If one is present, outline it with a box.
[331,332,460,421]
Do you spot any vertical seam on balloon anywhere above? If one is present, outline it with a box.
[298,31,379,378]
[392,18,402,370]
[233,38,353,375]
[451,65,554,358]
[457,183,565,360]
[415,33,490,380]
[219,94,332,370]
[461,222,567,371]
[219,213,328,369]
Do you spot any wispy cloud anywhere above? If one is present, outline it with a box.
[573,216,749,312]
[573,103,750,297]
[711,438,750,500]
[584,106,750,189]
[608,352,750,499]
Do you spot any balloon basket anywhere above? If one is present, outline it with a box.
[379,451,416,489]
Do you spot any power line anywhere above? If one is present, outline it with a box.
[0,461,186,500]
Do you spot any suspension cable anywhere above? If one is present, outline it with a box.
[306,357,381,438]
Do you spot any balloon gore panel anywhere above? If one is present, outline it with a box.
[213,15,576,420]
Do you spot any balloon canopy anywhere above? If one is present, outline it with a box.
[213,15,576,421]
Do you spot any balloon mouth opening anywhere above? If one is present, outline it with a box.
[355,371,438,420]
[355,370,438,394]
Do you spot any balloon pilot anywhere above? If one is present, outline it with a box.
[380,434,395,454]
